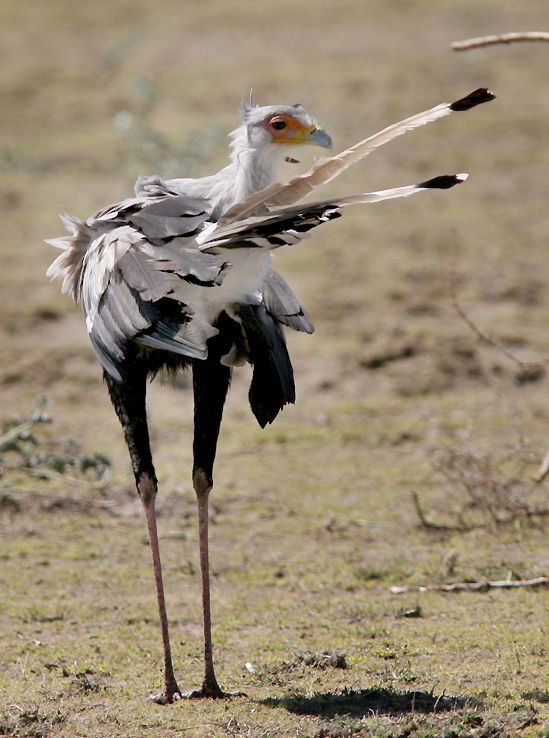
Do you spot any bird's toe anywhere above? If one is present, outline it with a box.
[149,688,183,705]
[183,685,246,699]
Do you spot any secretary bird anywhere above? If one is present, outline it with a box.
[47,88,494,703]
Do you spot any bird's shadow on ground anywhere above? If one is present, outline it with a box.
[260,687,480,718]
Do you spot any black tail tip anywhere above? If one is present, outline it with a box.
[418,173,468,190]
[450,88,496,111]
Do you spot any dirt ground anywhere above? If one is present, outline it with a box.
[1,1,548,736]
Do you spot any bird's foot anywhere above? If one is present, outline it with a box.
[184,677,246,699]
[149,681,183,705]
[185,687,246,699]
[149,677,246,702]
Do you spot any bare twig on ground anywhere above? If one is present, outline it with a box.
[452,32,549,51]
[448,246,544,379]
[390,576,548,594]
[412,491,476,532]
[451,297,543,376]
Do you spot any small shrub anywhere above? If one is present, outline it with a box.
[415,428,549,531]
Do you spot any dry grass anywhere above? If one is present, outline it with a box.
[1,1,549,736]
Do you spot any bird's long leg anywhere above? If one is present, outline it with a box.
[105,366,181,705]
[187,355,232,698]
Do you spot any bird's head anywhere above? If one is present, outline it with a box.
[237,99,332,159]
[224,98,332,206]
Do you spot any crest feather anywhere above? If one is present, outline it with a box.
[239,90,256,121]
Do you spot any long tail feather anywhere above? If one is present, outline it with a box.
[201,173,468,251]
[218,89,494,226]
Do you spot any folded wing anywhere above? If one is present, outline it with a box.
[47,192,227,381]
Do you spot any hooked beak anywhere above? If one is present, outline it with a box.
[307,125,332,150]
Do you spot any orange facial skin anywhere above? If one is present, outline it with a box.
[264,114,323,145]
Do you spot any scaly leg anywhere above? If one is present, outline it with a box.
[186,356,234,698]
[105,367,181,704]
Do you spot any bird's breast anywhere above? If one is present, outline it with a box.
[172,249,272,324]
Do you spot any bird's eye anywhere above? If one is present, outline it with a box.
[271,119,287,130]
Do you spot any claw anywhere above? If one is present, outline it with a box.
[149,684,245,702]
[184,687,247,699]
[149,688,183,705]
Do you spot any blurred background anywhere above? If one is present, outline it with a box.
[1,1,548,736]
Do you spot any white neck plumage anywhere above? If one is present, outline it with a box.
[199,124,288,222]
[226,125,284,205]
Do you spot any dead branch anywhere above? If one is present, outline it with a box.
[451,298,534,372]
[452,32,549,51]
[390,576,548,594]
[448,243,545,379]
[412,491,472,532]
[415,429,549,531]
